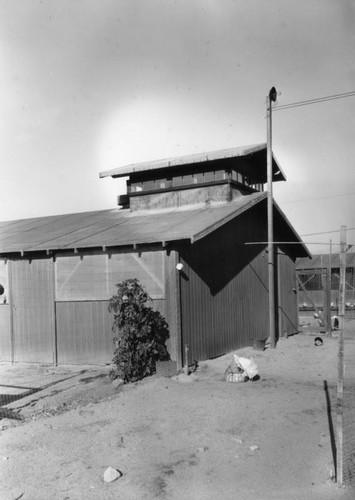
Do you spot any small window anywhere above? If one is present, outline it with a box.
[194,173,204,183]
[182,175,193,186]
[143,180,155,191]
[203,171,214,182]
[131,182,143,192]
[154,178,166,189]
[172,176,183,186]
[214,170,225,181]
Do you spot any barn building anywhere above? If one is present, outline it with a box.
[0,144,309,368]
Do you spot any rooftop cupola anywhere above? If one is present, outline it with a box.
[99,143,285,212]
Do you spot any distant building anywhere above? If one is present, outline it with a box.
[0,144,309,366]
[296,253,355,310]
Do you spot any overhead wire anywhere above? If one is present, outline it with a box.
[270,89,355,250]
[301,228,355,237]
[280,191,355,205]
[273,90,355,111]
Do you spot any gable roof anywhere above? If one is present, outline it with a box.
[0,192,309,257]
[99,143,286,183]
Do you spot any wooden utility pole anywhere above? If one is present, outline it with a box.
[337,226,346,485]
[266,87,277,349]
[337,324,344,484]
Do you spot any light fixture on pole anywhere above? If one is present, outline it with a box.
[267,87,277,349]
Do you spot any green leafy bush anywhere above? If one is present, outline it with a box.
[108,278,170,383]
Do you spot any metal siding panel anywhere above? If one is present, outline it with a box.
[163,250,181,365]
[278,253,298,334]
[56,301,114,365]
[179,266,207,362]
[11,258,55,363]
[0,258,11,361]
[56,298,167,365]
[0,305,11,361]
[180,209,270,362]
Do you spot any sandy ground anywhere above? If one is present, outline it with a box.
[1,324,355,500]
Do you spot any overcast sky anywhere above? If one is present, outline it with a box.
[1,0,354,254]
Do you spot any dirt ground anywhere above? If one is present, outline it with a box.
[1,322,355,500]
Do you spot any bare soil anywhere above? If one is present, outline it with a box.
[1,327,355,500]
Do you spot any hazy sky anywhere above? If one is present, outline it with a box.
[1,0,354,254]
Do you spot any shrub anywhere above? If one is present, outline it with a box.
[108,278,170,383]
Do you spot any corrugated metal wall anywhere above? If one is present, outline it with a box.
[164,250,181,367]
[179,207,270,363]
[0,258,11,361]
[54,248,167,365]
[56,297,168,365]
[2,247,169,365]
[56,301,113,364]
[0,305,11,361]
[277,251,298,335]
[11,258,55,363]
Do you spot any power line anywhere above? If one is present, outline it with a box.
[281,191,355,205]
[244,241,355,246]
[301,228,355,237]
[273,90,355,111]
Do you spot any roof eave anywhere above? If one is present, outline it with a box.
[99,143,280,179]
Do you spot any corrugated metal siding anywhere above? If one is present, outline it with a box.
[0,305,11,361]
[56,301,113,365]
[56,297,167,365]
[0,258,11,361]
[277,252,298,335]
[11,258,55,363]
[55,249,164,301]
[179,206,270,362]
[164,250,182,367]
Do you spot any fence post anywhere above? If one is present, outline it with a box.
[338,226,346,331]
[337,328,344,485]
[325,240,332,335]
[337,226,346,485]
